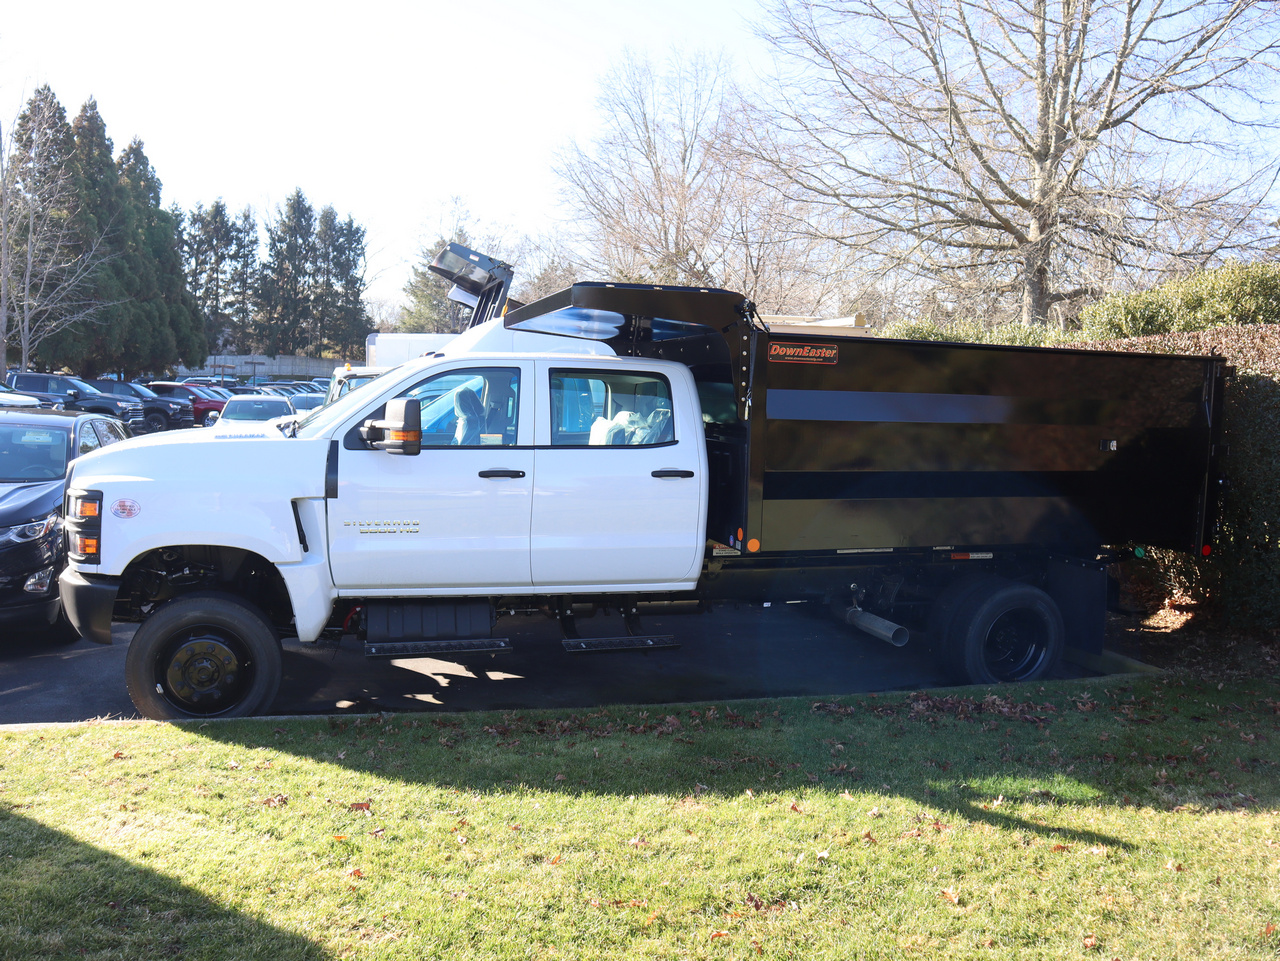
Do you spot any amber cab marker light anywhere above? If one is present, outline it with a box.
[73,498,100,518]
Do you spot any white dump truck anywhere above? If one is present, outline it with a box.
[60,279,1228,719]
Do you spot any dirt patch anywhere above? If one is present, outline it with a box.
[1104,603,1280,679]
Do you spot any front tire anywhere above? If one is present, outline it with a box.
[125,594,282,720]
[144,411,169,433]
[944,578,1064,685]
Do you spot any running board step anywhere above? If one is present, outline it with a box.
[562,635,679,653]
[364,638,512,658]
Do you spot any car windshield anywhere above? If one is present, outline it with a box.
[67,377,100,394]
[0,424,71,481]
[129,383,159,398]
[222,398,293,420]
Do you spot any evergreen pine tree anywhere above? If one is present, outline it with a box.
[255,188,314,357]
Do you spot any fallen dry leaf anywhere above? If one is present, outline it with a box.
[1082,933,1098,949]
[111,751,126,760]
[710,930,730,940]
[1165,860,1184,872]
[549,854,562,865]
[349,801,371,813]
[941,887,960,905]
[790,802,803,814]
[347,868,364,879]
[227,760,241,770]
[1051,843,1070,852]
[628,835,647,847]
[261,794,288,807]
[861,829,877,844]
[332,835,347,841]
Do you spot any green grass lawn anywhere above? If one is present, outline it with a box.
[2,673,1279,959]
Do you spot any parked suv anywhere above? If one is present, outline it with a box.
[145,381,226,426]
[5,372,146,433]
[0,407,131,638]
[85,379,194,432]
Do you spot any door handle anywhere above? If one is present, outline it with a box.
[478,469,526,479]
[651,469,695,478]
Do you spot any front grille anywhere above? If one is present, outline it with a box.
[122,403,145,425]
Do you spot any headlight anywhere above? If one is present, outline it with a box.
[0,511,61,546]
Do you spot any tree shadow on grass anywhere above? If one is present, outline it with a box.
[0,802,328,960]
[187,672,1280,854]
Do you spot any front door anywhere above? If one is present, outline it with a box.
[327,365,534,592]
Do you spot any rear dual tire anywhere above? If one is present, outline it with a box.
[932,576,1064,685]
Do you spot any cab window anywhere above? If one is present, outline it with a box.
[344,367,520,450]
[550,370,674,447]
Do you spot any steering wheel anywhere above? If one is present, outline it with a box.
[18,465,57,479]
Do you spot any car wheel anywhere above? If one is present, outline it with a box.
[124,593,282,720]
[144,411,169,433]
[202,410,219,427]
[945,579,1064,685]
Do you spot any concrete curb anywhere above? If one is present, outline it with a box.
[1066,647,1163,676]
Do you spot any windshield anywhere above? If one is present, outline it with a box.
[223,398,294,420]
[67,377,99,394]
[0,424,70,481]
[129,382,160,398]
[295,370,402,437]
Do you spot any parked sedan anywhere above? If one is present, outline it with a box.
[0,408,131,638]
[209,395,296,434]
[0,383,45,408]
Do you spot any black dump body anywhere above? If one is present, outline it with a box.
[505,283,1228,563]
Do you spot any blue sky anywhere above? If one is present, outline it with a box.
[0,0,771,305]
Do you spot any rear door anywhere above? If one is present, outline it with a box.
[326,363,535,592]
[530,362,705,588]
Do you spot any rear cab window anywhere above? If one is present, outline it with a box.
[549,369,674,447]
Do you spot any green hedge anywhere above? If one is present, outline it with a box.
[1079,261,1280,340]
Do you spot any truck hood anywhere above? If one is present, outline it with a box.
[69,428,332,500]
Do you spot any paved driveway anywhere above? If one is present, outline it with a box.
[1,602,1097,725]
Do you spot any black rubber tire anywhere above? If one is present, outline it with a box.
[947,579,1064,685]
[144,411,169,433]
[125,593,282,720]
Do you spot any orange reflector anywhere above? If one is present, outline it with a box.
[737,528,744,541]
[388,430,420,442]
[75,536,99,555]
[747,538,760,553]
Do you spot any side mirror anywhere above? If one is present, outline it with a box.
[364,398,421,455]
[66,389,80,400]
[206,411,219,425]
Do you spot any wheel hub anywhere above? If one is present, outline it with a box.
[165,637,241,704]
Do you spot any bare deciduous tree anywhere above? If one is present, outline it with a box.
[752,0,1280,327]
[559,51,849,316]
[0,93,111,371]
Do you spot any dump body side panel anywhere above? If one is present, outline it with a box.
[754,332,1218,556]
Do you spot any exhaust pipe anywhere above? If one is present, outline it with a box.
[838,607,910,647]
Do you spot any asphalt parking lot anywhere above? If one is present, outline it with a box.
[1,602,1116,726]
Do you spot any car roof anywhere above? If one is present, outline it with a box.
[0,407,101,427]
